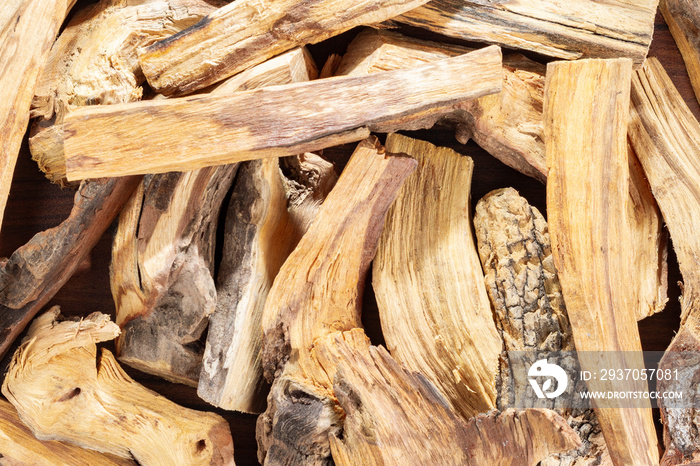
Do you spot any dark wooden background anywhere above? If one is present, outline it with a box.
[0,8,695,465]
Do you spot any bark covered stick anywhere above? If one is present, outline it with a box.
[63,46,502,180]
[256,137,416,465]
[0,176,141,361]
[0,0,76,232]
[138,0,433,96]
[628,57,700,466]
[660,0,700,106]
[396,0,657,67]
[545,58,659,465]
[2,308,234,465]
[372,133,501,419]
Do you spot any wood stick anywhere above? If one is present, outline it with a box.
[257,137,416,465]
[0,176,140,361]
[137,0,433,96]
[545,58,659,466]
[0,398,135,466]
[628,57,700,466]
[372,133,500,419]
[396,0,657,67]
[660,0,700,106]
[63,45,503,180]
[27,0,221,186]
[198,153,337,413]
[2,307,234,465]
[0,0,76,233]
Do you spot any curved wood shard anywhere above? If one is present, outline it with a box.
[660,0,700,106]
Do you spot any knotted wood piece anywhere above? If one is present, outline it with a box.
[2,307,234,465]
[545,57,659,466]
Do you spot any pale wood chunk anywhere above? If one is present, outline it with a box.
[138,0,433,95]
[660,0,700,106]
[63,46,502,180]
[396,0,657,67]
[628,57,700,466]
[2,307,234,465]
[545,58,659,465]
[372,133,500,419]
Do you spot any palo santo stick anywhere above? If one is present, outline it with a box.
[28,0,221,186]
[545,58,658,465]
[0,0,76,232]
[257,137,416,465]
[372,133,500,419]
[138,0,432,96]
[0,398,135,466]
[628,57,700,465]
[0,177,140,361]
[396,0,657,67]
[198,153,337,413]
[63,46,502,180]
[660,0,700,106]
[2,308,234,465]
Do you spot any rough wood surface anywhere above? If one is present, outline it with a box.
[256,137,416,465]
[474,187,611,466]
[27,0,219,186]
[628,57,700,466]
[660,0,700,106]
[63,45,502,180]
[0,398,135,466]
[545,58,659,466]
[138,0,433,95]
[199,154,337,413]
[0,176,140,361]
[371,133,500,419]
[396,0,657,67]
[2,307,234,465]
[0,0,76,232]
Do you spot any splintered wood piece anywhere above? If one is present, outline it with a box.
[0,0,75,232]
[628,57,700,466]
[310,329,581,466]
[63,46,502,180]
[371,133,500,419]
[256,137,416,465]
[112,165,237,386]
[474,187,611,465]
[660,0,700,106]
[27,0,220,186]
[396,0,657,67]
[2,308,234,465]
[199,153,337,413]
[545,58,659,465]
[0,177,140,361]
[138,0,433,96]
[0,398,135,466]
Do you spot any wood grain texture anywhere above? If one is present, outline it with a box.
[372,133,500,419]
[660,0,700,106]
[0,0,76,233]
[63,45,502,180]
[545,58,659,466]
[628,57,700,466]
[138,0,433,95]
[2,308,234,465]
[397,0,657,66]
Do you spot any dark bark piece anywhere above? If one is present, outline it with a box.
[660,0,700,107]
[0,176,140,361]
[63,46,502,179]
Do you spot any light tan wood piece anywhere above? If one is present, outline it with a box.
[2,307,234,465]
[27,0,220,186]
[545,58,659,466]
[138,0,433,95]
[63,46,502,180]
[372,133,499,419]
[628,57,700,466]
[396,0,657,67]
[0,0,76,233]
[660,0,700,106]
